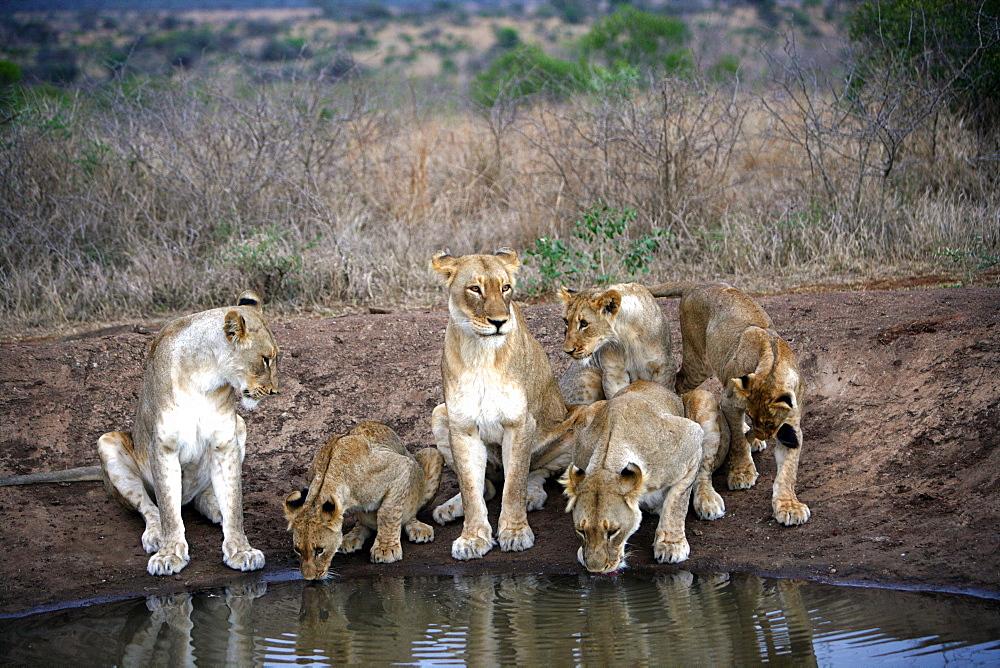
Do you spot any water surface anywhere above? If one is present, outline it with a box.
[2,572,998,665]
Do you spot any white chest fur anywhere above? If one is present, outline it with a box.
[446,332,527,446]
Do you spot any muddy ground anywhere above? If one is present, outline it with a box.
[0,286,998,619]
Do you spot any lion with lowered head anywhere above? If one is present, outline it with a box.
[283,422,443,579]
[97,290,278,576]
[428,248,578,561]
[561,381,704,573]
[648,281,811,526]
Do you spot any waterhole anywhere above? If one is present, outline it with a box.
[1,572,998,665]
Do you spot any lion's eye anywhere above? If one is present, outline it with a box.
[607,528,620,539]
[501,284,511,293]
[579,319,589,329]
[262,356,271,366]
[468,285,482,294]
[293,546,301,555]
[575,529,586,539]
[315,547,324,556]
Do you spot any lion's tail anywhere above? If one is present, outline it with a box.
[0,465,103,486]
[414,447,444,509]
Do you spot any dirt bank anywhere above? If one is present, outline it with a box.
[1,287,998,618]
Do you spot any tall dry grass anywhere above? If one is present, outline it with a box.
[0,68,997,339]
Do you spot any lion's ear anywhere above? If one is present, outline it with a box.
[730,374,753,399]
[321,499,338,516]
[596,290,622,317]
[224,311,250,346]
[237,290,263,314]
[773,393,795,411]
[284,488,308,526]
[430,251,459,282]
[560,464,586,511]
[559,286,576,305]
[494,247,519,273]
[619,463,644,497]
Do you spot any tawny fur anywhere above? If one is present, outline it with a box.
[560,381,703,572]
[96,290,279,576]
[558,282,677,404]
[283,422,443,579]
[428,248,580,560]
[648,281,811,525]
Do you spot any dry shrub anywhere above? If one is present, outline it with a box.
[0,66,996,339]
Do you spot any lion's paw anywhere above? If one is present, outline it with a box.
[147,547,190,576]
[727,464,759,490]
[653,536,690,564]
[774,498,811,526]
[750,438,767,453]
[224,547,265,572]
[451,531,495,560]
[498,523,535,552]
[371,540,403,564]
[405,520,434,543]
[141,524,162,554]
[433,494,463,525]
[693,487,726,521]
[340,525,372,553]
[526,484,547,512]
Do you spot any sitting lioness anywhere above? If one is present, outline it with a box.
[429,248,577,560]
[558,283,677,404]
[283,422,443,579]
[649,281,811,525]
[561,381,703,573]
[97,290,279,576]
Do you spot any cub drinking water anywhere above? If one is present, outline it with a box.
[284,422,443,579]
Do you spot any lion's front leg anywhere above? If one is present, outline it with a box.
[146,438,190,576]
[211,416,265,572]
[772,421,810,525]
[497,416,536,553]
[720,394,758,491]
[448,425,495,560]
[598,346,630,399]
[653,457,699,564]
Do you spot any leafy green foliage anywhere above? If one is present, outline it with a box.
[470,45,590,107]
[523,204,670,293]
[848,0,1000,123]
[224,227,318,300]
[579,7,691,76]
[493,26,521,50]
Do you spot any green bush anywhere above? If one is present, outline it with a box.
[579,6,690,76]
[494,26,521,50]
[849,0,1000,124]
[523,204,670,293]
[470,45,590,107]
[0,60,22,87]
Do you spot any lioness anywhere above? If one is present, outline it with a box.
[561,381,703,573]
[649,281,811,525]
[97,290,278,576]
[558,283,677,404]
[283,422,443,578]
[429,248,576,560]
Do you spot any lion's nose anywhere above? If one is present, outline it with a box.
[487,317,507,331]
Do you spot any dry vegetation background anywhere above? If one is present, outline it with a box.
[0,2,997,341]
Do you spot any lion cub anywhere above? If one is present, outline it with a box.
[561,381,704,573]
[97,290,278,576]
[649,281,811,525]
[558,283,677,404]
[284,422,443,579]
